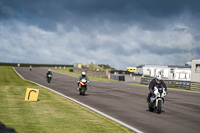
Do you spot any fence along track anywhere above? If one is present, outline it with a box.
[190,82,200,91]
[141,77,200,91]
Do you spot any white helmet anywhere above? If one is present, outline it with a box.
[82,72,86,76]
[156,75,162,84]
[48,69,51,72]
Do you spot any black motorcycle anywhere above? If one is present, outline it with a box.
[47,74,52,83]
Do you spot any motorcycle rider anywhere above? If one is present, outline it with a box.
[46,69,53,79]
[147,74,167,103]
[77,72,89,90]
[30,65,32,71]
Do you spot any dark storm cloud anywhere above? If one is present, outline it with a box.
[1,0,200,30]
[140,43,183,55]
[0,0,200,69]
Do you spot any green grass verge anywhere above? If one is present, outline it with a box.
[52,69,121,82]
[0,66,133,133]
[83,64,104,71]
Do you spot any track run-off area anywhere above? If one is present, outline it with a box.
[15,67,200,133]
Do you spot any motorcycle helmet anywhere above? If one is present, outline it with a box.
[156,74,162,84]
[82,72,86,78]
[48,69,51,72]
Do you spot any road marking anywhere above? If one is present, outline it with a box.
[13,67,143,133]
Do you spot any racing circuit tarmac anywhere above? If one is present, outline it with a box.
[15,67,200,133]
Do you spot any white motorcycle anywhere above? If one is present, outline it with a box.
[148,85,167,114]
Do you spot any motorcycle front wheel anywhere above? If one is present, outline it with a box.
[79,89,82,95]
[157,100,162,114]
[81,87,86,96]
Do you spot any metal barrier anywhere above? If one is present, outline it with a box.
[141,77,191,90]
[165,80,190,89]
[125,75,141,83]
[110,74,125,81]
[141,77,153,85]
[190,82,200,91]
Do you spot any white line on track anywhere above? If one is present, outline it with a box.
[13,67,144,133]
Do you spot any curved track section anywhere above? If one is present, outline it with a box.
[15,67,200,133]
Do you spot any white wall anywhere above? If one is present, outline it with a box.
[136,67,143,75]
[173,69,191,81]
[141,65,168,77]
[191,60,200,82]
[137,65,191,81]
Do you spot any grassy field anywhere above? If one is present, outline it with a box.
[83,64,104,71]
[52,69,120,82]
[0,66,133,133]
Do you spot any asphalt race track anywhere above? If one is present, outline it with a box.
[15,67,200,133]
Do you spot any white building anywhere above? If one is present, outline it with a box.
[168,65,191,81]
[136,65,168,78]
[191,59,200,82]
[136,65,191,81]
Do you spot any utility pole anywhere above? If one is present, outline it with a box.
[182,50,184,65]
[189,48,190,62]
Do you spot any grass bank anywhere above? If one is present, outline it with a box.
[52,69,120,82]
[0,66,133,133]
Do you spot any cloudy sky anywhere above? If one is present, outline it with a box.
[0,0,200,69]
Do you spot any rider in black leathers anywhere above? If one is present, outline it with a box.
[46,69,53,78]
[147,75,167,103]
